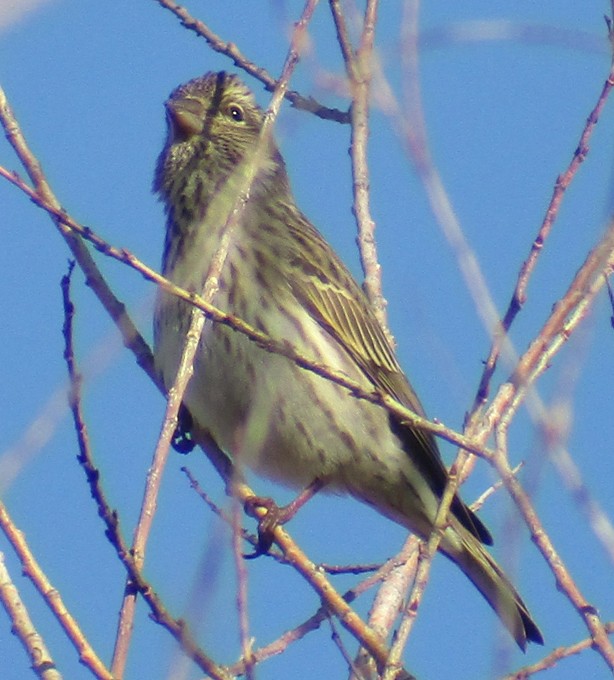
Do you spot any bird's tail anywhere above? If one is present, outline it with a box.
[441,523,543,651]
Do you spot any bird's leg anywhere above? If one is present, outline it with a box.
[243,478,325,557]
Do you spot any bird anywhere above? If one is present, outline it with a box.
[153,70,543,651]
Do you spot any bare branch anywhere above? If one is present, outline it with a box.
[492,426,614,670]
[153,0,350,123]
[0,553,63,680]
[471,60,614,414]
[329,0,392,340]
[502,622,614,679]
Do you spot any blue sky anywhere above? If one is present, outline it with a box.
[1,2,613,679]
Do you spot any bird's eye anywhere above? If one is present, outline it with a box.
[228,104,245,122]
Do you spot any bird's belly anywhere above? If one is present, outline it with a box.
[154,291,439,535]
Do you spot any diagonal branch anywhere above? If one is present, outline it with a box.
[470,59,614,415]
[153,0,350,123]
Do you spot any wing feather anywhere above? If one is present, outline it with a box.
[284,212,492,544]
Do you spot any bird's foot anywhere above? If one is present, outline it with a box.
[171,405,195,454]
[243,478,325,558]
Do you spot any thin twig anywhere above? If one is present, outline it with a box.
[501,622,614,679]
[483,219,614,435]
[190,408,409,676]
[329,0,391,339]
[233,499,255,680]
[385,11,614,665]
[379,5,440,670]
[0,88,156,384]
[470,59,614,415]
[384,460,468,677]
[0,78,456,680]
[153,0,350,123]
[182,467,266,554]
[470,463,523,513]
[227,547,410,676]
[104,510,234,680]
[493,427,614,671]
[60,262,230,678]
[382,3,487,667]
[112,1,323,674]
[0,165,500,463]
[329,616,365,677]
[0,553,63,680]
[60,412,232,680]
[206,462,398,675]
[1,265,115,680]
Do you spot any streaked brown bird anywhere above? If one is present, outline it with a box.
[153,71,543,650]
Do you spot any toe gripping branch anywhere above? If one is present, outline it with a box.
[243,478,325,558]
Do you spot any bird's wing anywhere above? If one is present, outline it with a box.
[285,213,492,545]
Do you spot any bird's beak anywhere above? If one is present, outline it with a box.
[165,97,206,140]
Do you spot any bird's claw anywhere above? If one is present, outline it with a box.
[243,496,282,558]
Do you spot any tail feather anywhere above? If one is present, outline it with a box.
[442,522,543,651]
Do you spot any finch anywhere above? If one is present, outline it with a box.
[153,71,543,650]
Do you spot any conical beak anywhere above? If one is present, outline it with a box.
[165,97,206,140]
